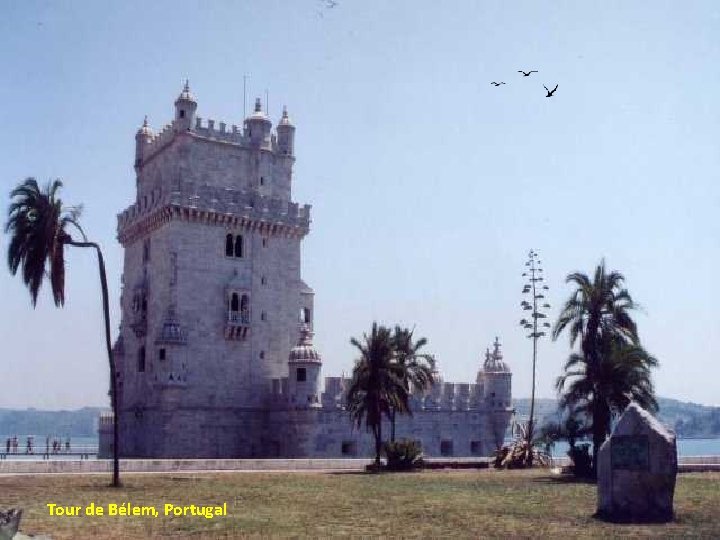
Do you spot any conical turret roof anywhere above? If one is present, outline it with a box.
[289,324,322,364]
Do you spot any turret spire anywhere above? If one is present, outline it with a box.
[493,336,503,360]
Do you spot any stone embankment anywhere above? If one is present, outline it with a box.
[0,456,717,475]
[551,455,720,473]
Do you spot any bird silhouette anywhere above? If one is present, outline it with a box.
[518,70,538,77]
[544,84,558,97]
[491,82,506,86]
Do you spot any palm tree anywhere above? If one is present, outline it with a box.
[389,326,435,442]
[556,336,658,420]
[346,323,407,466]
[552,260,658,472]
[5,178,120,487]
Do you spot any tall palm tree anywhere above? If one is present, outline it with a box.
[556,336,658,423]
[5,178,120,487]
[389,326,435,442]
[346,323,407,465]
[552,260,657,472]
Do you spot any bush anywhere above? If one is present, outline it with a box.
[383,439,424,471]
[568,443,593,477]
[493,446,510,469]
[493,441,550,469]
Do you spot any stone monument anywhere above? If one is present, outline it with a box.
[0,508,52,540]
[596,402,677,522]
[0,509,21,540]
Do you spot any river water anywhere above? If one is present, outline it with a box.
[3,436,720,459]
[548,438,720,457]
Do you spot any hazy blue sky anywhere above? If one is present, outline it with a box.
[1,1,718,410]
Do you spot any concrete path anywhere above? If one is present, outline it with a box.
[0,456,716,476]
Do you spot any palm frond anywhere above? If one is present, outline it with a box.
[5,178,83,307]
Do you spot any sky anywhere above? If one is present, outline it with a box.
[0,1,718,410]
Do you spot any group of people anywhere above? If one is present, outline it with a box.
[3,436,71,455]
[46,436,71,454]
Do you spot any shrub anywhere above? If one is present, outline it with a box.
[493,440,550,469]
[493,446,510,469]
[568,443,593,477]
[383,439,424,471]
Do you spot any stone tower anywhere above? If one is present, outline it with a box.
[113,83,313,458]
[478,337,513,449]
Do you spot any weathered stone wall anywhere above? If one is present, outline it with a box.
[264,406,512,458]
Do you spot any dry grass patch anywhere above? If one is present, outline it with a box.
[0,470,717,538]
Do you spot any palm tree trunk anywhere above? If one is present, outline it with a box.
[591,395,609,479]
[373,423,381,466]
[67,240,120,487]
[592,396,605,478]
[390,408,396,443]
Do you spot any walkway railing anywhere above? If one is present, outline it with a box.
[0,445,98,460]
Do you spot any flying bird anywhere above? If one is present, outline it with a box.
[491,82,506,86]
[317,0,337,17]
[518,70,538,77]
[544,84,558,97]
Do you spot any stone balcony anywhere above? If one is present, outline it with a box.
[225,311,250,341]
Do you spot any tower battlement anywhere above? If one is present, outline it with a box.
[139,117,285,164]
[136,85,293,171]
[117,184,311,244]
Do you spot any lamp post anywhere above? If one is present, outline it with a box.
[519,249,551,465]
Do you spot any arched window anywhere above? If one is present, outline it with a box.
[138,346,146,372]
[230,293,239,312]
[225,234,234,257]
[240,294,250,324]
[234,235,243,258]
[300,307,311,324]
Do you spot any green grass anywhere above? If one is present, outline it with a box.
[1,470,718,538]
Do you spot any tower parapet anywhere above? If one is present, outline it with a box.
[134,85,292,171]
[117,185,311,245]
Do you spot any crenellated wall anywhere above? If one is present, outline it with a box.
[118,185,310,230]
[139,115,285,166]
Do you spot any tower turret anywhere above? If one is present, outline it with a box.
[174,80,197,132]
[479,337,512,408]
[134,116,154,172]
[287,324,322,409]
[276,106,295,157]
[244,97,272,146]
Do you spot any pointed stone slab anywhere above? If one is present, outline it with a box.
[597,402,677,522]
[0,509,21,540]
